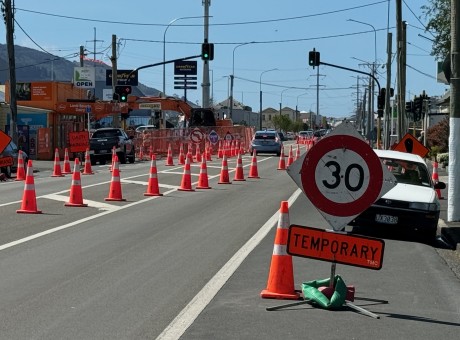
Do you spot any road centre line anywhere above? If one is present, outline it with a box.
[156,188,303,340]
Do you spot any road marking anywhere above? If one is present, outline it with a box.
[156,188,303,340]
[42,193,118,211]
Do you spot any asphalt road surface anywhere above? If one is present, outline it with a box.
[0,144,459,340]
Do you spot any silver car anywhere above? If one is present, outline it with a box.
[249,131,282,156]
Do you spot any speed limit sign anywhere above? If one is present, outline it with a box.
[287,121,396,231]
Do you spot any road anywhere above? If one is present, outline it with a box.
[0,142,459,339]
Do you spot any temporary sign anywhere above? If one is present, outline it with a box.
[0,130,12,154]
[287,224,385,270]
[69,131,90,153]
[190,128,204,144]
[0,156,13,167]
[208,130,219,145]
[287,121,396,231]
[393,133,429,158]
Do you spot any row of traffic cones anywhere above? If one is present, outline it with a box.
[277,145,302,171]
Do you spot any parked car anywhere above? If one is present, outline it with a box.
[0,141,28,178]
[278,132,288,141]
[249,130,282,156]
[89,128,135,165]
[349,149,446,241]
[286,132,295,140]
[135,125,157,133]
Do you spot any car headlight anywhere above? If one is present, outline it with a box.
[408,202,439,211]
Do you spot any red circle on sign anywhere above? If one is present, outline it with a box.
[190,128,204,144]
[301,135,382,217]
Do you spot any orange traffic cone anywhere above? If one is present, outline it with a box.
[195,145,202,163]
[286,145,294,167]
[218,154,232,184]
[65,159,88,207]
[432,161,443,199]
[51,148,64,177]
[82,148,94,175]
[277,147,286,170]
[196,153,211,189]
[178,153,195,191]
[165,143,175,166]
[233,152,246,181]
[260,201,300,300]
[295,145,300,161]
[178,143,185,165]
[218,140,223,159]
[15,150,26,181]
[248,150,260,179]
[105,156,126,201]
[62,148,72,174]
[144,155,163,196]
[109,146,116,172]
[17,160,42,214]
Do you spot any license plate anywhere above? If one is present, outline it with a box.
[375,214,398,224]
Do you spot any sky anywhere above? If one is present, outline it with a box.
[4,0,448,118]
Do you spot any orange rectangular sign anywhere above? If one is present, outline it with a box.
[0,156,13,167]
[287,225,385,270]
[69,131,89,153]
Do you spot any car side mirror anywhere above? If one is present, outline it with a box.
[434,181,446,190]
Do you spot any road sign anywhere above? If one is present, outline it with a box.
[393,133,429,158]
[287,225,385,270]
[208,130,219,144]
[190,128,204,144]
[0,156,13,167]
[225,132,233,141]
[287,121,396,231]
[0,130,12,154]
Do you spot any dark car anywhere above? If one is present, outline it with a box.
[0,141,28,178]
[249,131,282,156]
[278,132,288,141]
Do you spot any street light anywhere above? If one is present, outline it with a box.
[163,16,204,97]
[229,42,255,119]
[279,88,291,131]
[259,68,278,130]
[296,92,309,121]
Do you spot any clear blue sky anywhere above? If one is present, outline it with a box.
[6,0,447,118]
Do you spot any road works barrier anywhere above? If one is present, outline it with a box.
[144,155,163,197]
[17,160,42,214]
[65,158,88,207]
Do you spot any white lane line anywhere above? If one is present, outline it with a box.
[156,188,303,340]
[41,194,118,211]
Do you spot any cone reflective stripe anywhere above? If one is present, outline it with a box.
[195,145,202,163]
[178,143,185,165]
[217,154,232,184]
[432,161,443,199]
[15,150,26,181]
[295,145,300,161]
[165,143,175,166]
[144,155,163,196]
[62,148,72,174]
[17,160,42,214]
[196,153,211,189]
[277,147,286,170]
[248,150,260,179]
[286,145,294,167]
[65,159,88,207]
[233,152,246,181]
[178,153,195,191]
[105,156,126,201]
[51,148,64,177]
[109,146,116,172]
[82,148,94,175]
[261,201,299,300]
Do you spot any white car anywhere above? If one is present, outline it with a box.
[135,125,157,133]
[349,149,446,241]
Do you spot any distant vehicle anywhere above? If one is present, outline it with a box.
[349,149,446,241]
[89,128,135,165]
[249,130,282,156]
[135,125,157,133]
[0,141,28,178]
[278,132,288,141]
[286,132,295,140]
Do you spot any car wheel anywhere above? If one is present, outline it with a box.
[117,152,127,164]
[3,166,12,178]
[128,149,135,163]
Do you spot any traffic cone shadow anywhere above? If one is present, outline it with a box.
[17,160,42,214]
[260,201,300,300]
[105,156,126,201]
[144,155,163,196]
[15,150,26,181]
[65,159,88,207]
[51,148,64,177]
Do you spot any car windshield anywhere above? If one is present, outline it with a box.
[380,157,431,187]
[255,132,276,140]
[92,130,122,138]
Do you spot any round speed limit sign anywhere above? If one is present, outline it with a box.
[301,135,383,217]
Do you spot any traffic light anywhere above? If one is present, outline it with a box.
[201,43,214,61]
[115,85,132,102]
[405,101,413,113]
[308,50,320,68]
[377,88,386,118]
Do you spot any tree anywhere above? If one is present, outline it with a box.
[422,0,451,60]
[427,116,449,156]
[272,114,292,132]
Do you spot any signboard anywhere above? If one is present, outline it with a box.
[0,156,13,167]
[208,130,219,144]
[393,133,429,158]
[139,103,161,110]
[69,131,90,153]
[105,69,139,86]
[174,61,197,75]
[0,130,12,154]
[287,121,396,231]
[225,131,233,141]
[190,128,204,144]
[73,67,95,88]
[16,82,53,101]
[287,225,385,270]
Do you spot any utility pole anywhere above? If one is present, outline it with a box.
[80,46,85,67]
[384,32,392,149]
[202,0,211,108]
[448,0,460,221]
[4,0,18,146]
[396,0,404,140]
[110,34,120,128]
